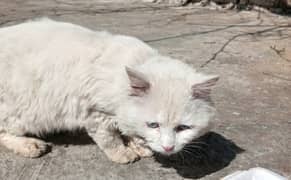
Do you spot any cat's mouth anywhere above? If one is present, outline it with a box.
[153,149,179,156]
[149,146,180,156]
[145,140,181,155]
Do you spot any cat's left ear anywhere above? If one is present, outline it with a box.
[125,67,150,96]
[191,76,219,99]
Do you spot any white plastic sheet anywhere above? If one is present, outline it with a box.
[222,167,287,180]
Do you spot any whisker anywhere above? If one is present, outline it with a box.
[190,141,208,145]
[190,141,209,146]
[184,147,207,154]
[184,144,205,150]
[182,148,205,158]
[183,147,208,158]
[182,149,195,156]
[178,151,185,165]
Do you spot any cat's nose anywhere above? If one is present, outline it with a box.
[162,145,175,152]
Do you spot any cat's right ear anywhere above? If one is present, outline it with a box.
[125,67,150,96]
[191,76,219,99]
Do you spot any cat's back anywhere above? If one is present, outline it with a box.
[0,18,110,65]
[0,19,157,103]
[0,19,110,95]
[0,18,156,70]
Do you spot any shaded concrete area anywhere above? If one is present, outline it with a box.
[0,1,290,179]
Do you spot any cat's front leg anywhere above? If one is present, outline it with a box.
[0,132,50,158]
[128,137,153,158]
[88,120,139,164]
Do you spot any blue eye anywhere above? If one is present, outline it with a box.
[175,125,191,132]
[146,122,159,128]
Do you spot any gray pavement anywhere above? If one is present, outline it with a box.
[0,1,290,179]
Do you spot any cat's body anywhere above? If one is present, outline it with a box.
[0,19,218,163]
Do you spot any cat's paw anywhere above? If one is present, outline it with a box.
[105,147,139,164]
[128,141,153,158]
[13,138,50,158]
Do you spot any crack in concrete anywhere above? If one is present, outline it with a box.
[145,25,236,42]
[263,72,291,81]
[270,45,291,62]
[31,158,53,180]
[199,24,291,68]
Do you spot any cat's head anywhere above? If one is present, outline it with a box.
[117,58,219,155]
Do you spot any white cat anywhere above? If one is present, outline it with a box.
[0,18,218,163]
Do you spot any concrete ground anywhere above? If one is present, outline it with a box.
[0,1,290,179]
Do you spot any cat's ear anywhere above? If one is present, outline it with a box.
[125,67,150,96]
[191,76,219,99]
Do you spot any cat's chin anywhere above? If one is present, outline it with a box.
[152,150,179,157]
[151,148,180,156]
[161,151,177,156]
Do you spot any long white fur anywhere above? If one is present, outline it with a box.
[0,18,217,161]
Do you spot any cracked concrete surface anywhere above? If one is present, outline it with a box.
[0,1,291,179]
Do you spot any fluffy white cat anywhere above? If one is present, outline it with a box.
[0,18,218,163]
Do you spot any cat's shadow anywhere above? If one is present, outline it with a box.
[41,130,243,179]
[153,132,244,179]
[42,128,96,146]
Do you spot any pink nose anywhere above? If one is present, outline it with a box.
[162,146,175,152]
